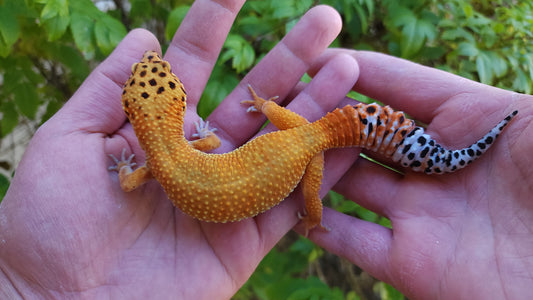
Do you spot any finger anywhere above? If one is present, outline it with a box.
[164,0,246,105]
[51,29,160,134]
[332,156,405,217]
[258,54,360,134]
[208,5,343,150]
[298,206,394,283]
[312,49,515,120]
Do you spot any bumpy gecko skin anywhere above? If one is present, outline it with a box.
[111,51,517,234]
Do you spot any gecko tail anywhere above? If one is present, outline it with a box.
[320,103,517,174]
[391,110,518,174]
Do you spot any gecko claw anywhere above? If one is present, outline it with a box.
[192,120,217,139]
[241,85,278,113]
[108,149,136,171]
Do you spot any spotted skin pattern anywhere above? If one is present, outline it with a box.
[111,51,517,234]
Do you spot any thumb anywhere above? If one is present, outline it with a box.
[50,29,160,134]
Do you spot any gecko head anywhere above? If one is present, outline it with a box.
[121,51,188,130]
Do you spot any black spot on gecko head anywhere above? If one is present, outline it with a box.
[149,79,157,86]
[159,72,167,77]
[168,81,176,89]
[141,92,149,99]
[140,70,147,77]
[140,82,146,87]
[151,67,158,73]
[157,86,165,94]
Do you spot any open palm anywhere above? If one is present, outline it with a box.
[305,50,533,299]
[0,2,359,299]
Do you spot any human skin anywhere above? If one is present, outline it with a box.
[300,49,533,299]
[1,0,533,299]
[0,2,356,299]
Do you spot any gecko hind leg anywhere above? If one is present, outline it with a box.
[298,153,330,237]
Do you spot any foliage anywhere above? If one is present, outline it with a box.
[1,0,532,298]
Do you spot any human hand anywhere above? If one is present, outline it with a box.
[0,2,359,299]
[303,49,533,299]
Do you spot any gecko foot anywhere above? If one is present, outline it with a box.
[297,211,331,237]
[240,84,278,113]
[191,120,218,139]
[108,149,136,172]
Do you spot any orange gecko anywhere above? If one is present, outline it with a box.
[110,51,517,234]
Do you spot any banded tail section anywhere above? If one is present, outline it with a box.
[319,103,517,174]
[392,110,518,174]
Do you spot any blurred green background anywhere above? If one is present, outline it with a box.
[1,0,531,299]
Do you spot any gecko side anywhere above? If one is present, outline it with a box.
[110,51,517,235]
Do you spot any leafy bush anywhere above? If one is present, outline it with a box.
[1,0,532,298]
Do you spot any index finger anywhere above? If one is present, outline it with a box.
[164,0,246,105]
[312,50,516,116]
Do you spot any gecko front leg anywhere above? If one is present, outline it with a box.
[109,149,153,192]
[189,120,221,151]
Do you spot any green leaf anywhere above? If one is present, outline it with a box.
[197,64,239,118]
[166,6,190,42]
[0,101,18,137]
[14,82,40,119]
[94,15,127,55]
[55,45,90,81]
[462,3,474,18]
[0,173,10,201]
[476,51,493,84]
[456,42,478,57]
[389,6,437,58]
[221,34,255,73]
[441,28,475,42]
[130,0,153,19]
[40,0,70,41]
[40,0,68,19]
[70,12,96,59]
[0,2,21,57]
[513,69,531,94]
